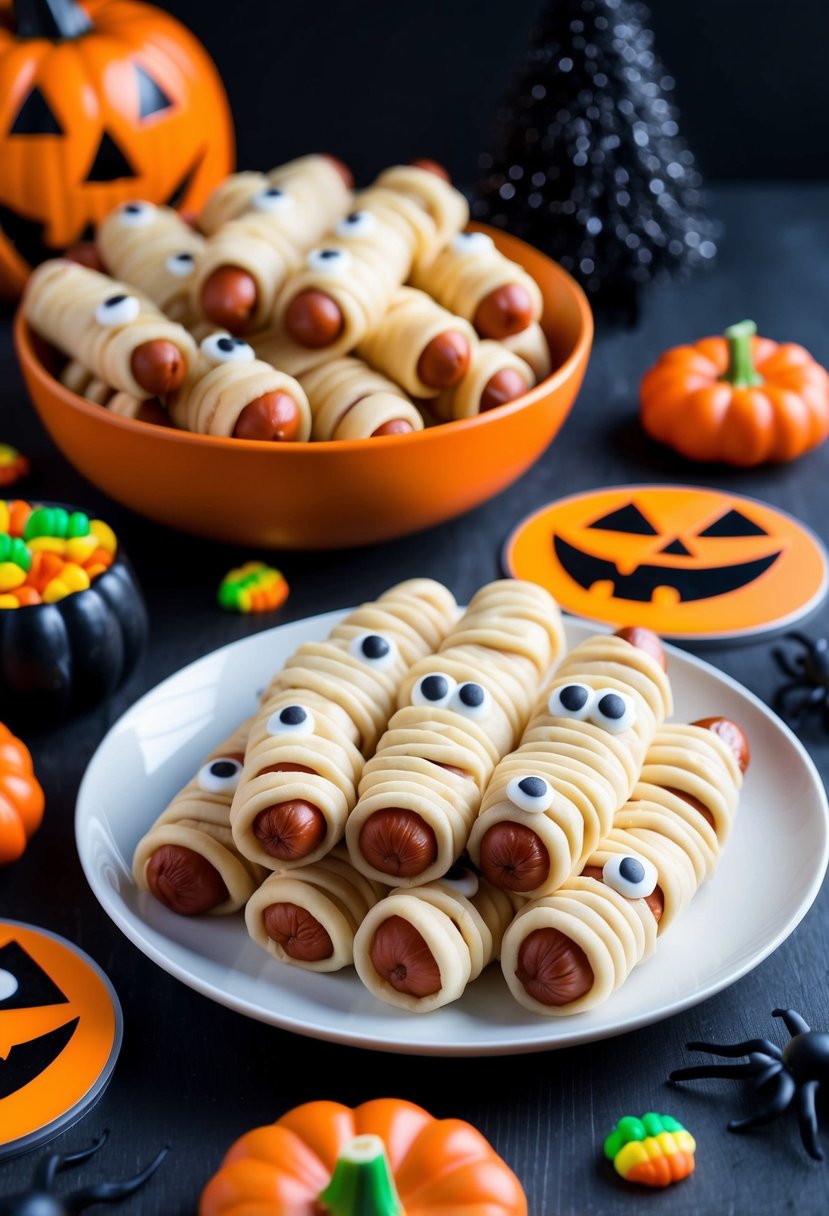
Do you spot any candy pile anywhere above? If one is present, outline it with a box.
[604,1112,696,1188]
[0,445,29,488]
[0,502,117,608]
[217,561,288,614]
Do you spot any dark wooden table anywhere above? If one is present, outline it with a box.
[1,184,828,1215]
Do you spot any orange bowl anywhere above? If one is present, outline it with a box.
[13,226,593,550]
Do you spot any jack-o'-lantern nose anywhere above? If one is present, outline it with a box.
[85,130,136,182]
[658,538,692,556]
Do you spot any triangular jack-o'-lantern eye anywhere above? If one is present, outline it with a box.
[697,509,769,538]
[0,941,68,1009]
[136,64,174,118]
[10,86,64,136]
[85,131,136,182]
[587,503,658,535]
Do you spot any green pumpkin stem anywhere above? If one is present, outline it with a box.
[720,319,764,388]
[318,1135,403,1216]
[14,0,93,40]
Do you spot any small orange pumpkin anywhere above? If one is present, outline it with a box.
[640,319,829,466]
[0,720,44,863]
[199,1098,528,1216]
[0,0,234,298]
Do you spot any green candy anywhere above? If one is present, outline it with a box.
[0,533,30,571]
[67,511,90,538]
[604,1113,686,1160]
[25,506,69,540]
[217,583,242,611]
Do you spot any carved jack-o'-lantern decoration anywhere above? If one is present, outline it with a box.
[0,920,121,1158]
[0,0,235,298]
[505,486,828,640]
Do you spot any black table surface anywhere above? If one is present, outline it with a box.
[1,183,829,1216]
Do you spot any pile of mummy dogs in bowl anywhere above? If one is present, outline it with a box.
[20,155,554,441]
[131,576,748,1017]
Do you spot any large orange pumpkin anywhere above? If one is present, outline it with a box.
[0,0,234,298]
[199,1098,528,1216]
[0,720,44,864]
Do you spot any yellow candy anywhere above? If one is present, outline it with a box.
[66,535,98,563]
[60,564,91,592]
[28,536,67,555]
[0,562,26,591]
[0,593,18,609]
[90,519,117,555]
[43,578,70,603]
[0,503,9,534]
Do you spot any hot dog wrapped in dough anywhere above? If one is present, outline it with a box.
[245,846,387,973]
[499,716,748,1016]
[355,287,477,398]
[430,340,534,421]
[23,260,197,399]
[97,201,204,324]
[468,628,673,900]
[59,358,170,426]
[353,859,519,1012]
[346,580,564,888]
[132,720,266,916]
[198,154,353,236]
[167,332,312,442]
[501,322,553,382]
[230,579,459,871]
[374,163,469,267]
[298,356,423,440]
[411,229,543,339]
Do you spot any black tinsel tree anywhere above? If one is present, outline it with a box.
[473,0,718,317]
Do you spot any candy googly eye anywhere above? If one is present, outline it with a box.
[252,186,294,214]
[200,333,255,365]
[443,862,479,898]
[506,774,555,814]
[95,293,140,326]
[602,853,657,899]
[117,201,156,227]
[348,633,398,671]
[589,689,637,734]
[548,683,593,720]
[165,251,195,277]
[306,247,352,274]
[198,756,243,794]
[450,681,490,720]
[451,230,494,255]
[411,672,457,708]
[335,210,376,239]
[266,704,315,737]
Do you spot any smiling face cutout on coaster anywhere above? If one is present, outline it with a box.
[0,921,121,1158]
[504,486,828,640]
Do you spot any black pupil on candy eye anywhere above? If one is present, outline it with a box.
[266,188,283,197]
[518,776,547,799]
[362,635,390,659]
[217,337,235,352]
[619,856,645,884]
[210,760,237,779]
[560,685,589,711]
[106,294,127,307]
[598,693,626,720]
[280,706,306,725]
[459,683,484,707]
[175,253,193,264]
[125,203,142,213]
[319,249,338,259]
[421,675,448,701]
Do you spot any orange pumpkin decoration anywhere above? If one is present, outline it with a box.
[0,720,44,863]
[0,0,234,299]
[640,320,829,465]
[199,1098,528,1216]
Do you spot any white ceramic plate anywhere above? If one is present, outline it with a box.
[76,612,829,1056]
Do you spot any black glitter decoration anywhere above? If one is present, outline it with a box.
[473,0,718,318]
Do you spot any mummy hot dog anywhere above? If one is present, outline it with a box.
[501,322,553,383]
[23,260,196,398]
[132,720,266,916]
[166,333,312,441]
[499,716,748,1015]
[196,155,354,333]
[59,358,171,426]
[230,579,459,870]
[245,846,387,972]
[355,288,477,397]
[429,340,534,421]
[467,627,673,899]
[411,229,543,340]
[297,356,423,439]
[353,859,519,1011]
[97,202,204,324]
[346,579,565,888]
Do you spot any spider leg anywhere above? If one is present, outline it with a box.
[32,1132,108,1191]
[670,1062,766,1082]
[784,631,819,651]
[754,1062,784,1090]
[774,684,824,721]
[685,1038,783,1060]
[66,1146,168,1214]
[771,650,801,679]
[773,1008,811,1036]
[796,1079,823,1161]
[728,1071,797,1132]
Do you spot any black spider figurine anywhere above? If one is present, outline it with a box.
[772,631,829,728]
[669,1008,829,1160]
[0,1131,167,1215]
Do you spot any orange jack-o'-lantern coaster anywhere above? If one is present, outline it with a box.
[504,485,828,641]
[0,920,122,1159]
